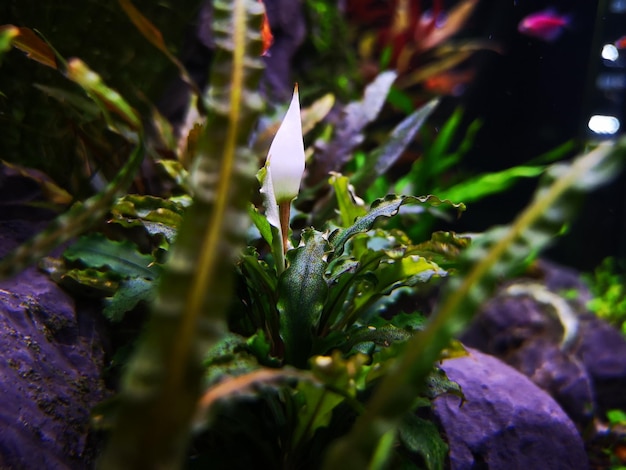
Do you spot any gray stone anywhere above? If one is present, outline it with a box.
[434,348,588,470]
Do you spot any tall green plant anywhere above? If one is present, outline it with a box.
[97,0,267,467]
[323,138,626,469]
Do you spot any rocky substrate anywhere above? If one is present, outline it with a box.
[0,227,107,469]
[434,259,626,469]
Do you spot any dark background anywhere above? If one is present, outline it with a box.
[450,0,626,271]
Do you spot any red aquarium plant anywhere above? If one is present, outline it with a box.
[345,0,499,97]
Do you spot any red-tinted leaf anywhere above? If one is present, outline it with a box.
[118,0,167,54]
[118,0,199,94]
[11,26,57,69]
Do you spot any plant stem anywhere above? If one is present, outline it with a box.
[279,200,291,255]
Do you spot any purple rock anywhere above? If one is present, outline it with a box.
[434,348,588,470]
[0,212,107,468]
[506,339,594,427]
[574,314,626,414]
[460,259,626,427]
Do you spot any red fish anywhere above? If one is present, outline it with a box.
[518,10,570,42]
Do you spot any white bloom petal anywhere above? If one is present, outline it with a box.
[267,85,305,203]
[259,163,281,231]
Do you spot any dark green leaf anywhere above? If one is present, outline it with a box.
[103,277,155,322]
[63,233,158,279]
[398,413,448,470]
[278,229,330,367]
[329,194,465,257]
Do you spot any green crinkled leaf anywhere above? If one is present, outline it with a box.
[412,231,472,268]
[398,413,448,470]
[57,267,120,297]
[63,233,159,279]
[351,98,440,194]
[343,254,444,325]
[111,194,185,224]
[103,277,155,322]
[424,367,463,400]
[375,311,427,332]
[342,325,413,354]
[330,194,465,257]
[278,229,330,367]
[321,228,447,333]
[374,254,446,293]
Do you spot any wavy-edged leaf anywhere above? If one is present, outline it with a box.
[412,231,472,268]
[324,239,446,332]
[103,277,156,322]
[278,229,330,367]
[110,194,185,242]
[351,98,439,194]
[322,139,626,469]
[63,233,159,279]
[98,1,267,467]
[51,266,120,298]
[329,194,465,257]
[293,352,369,448]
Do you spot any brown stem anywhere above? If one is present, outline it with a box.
[279,201,291,255]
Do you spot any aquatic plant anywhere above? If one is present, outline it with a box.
[1,2,626,469]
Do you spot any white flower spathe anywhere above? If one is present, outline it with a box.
[266,85,305,203]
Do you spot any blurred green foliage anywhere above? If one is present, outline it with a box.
[585,257,626,336]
